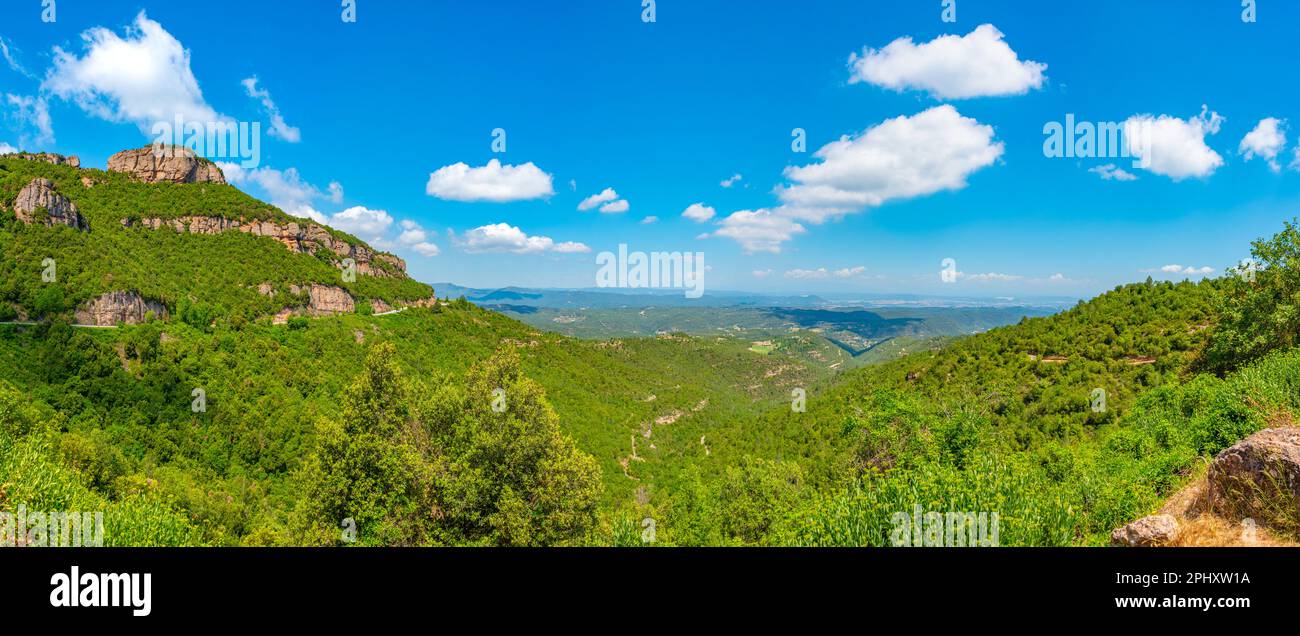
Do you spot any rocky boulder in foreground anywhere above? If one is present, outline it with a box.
[1111,514,1179,546]
[1207,427,1300,521]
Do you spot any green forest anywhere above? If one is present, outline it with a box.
[3,155,1299,547]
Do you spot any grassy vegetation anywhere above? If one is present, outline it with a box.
[0,157,432,325]
[4,155,1299,547]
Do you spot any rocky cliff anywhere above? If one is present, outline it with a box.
[107,145,226,184]
[12,178,88,231]
[74,291,168,326]
[123,215,406,277]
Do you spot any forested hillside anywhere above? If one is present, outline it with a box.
[3,152,1299,547]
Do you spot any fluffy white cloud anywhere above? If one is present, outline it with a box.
[327,181,344,203]
[720,173,742,188]
[0,141,18,154]
[599,199,629,214]
[1154,264,1214,275]
[640,216,659,225]
[1124,106,1224,181]
[681,203,716,223]
[1089,163,1137,181]
[43,12,226,134]
[848,24,1046,99]
[1239,117,1286,172]
[426,159,554,202]
[578,187,619,211]
[710,209,806,254]
[330,206,394,238]
[220,164,327,222]
[834,266,867,278]
[553,241,591,253]
[242,76,300,143]
[785,268,830,280]
[460,223,589,254]
[778,105,1003,224]
[394,220,439,257]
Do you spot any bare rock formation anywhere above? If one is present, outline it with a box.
[12,178,87,231]
[307,284,355,315]
[1207,427,1300,522]
[74,291,167,326]
[107,146,226,184]
[1111,514,1179,546]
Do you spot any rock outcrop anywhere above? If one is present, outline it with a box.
[1111,514,1179,547]
[1208,428,1300,520]
[74,291,167,326]
[12,178,87,231]
[123,215,406,278]
[1,152,81,168]
[306,284,355,315]
[107,146,226,184]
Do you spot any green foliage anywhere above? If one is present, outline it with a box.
[1205,219,1300,371]
[295,343,433,546]
[0,157,432,325]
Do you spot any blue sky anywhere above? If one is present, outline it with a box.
[2,0,1299,298]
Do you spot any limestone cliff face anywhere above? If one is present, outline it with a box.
[107,146,226,184]
[1,152,81,168]
[123,215,406,278]
[306,284,356,315]
[12,178,88,231]
[74,291,167,326]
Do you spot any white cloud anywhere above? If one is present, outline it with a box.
[640,216,659,225]
[3,94,53,146]
[553,241,591,253]
[241,76,300,143]
[394,219,439,257]
[578,187,618,211]
[785,268,830,280]
[43,12,226,134]
[329,206,394,239]
[409,242,441,257]
[847,24,1046,99]
[398,227,428,244]
[0,37,32,78]
[753,269,773,279]
[220,165,327,222]
[459,223,589,254]
[1089,163,1137,181]
[720,173,742,188]
[1124,106,1224,181]
[426,159,554,202]
[1239,117,1286,172]
[710,209,806,254]
[0,141,18,154]
[834,266,867,278]
[1152,264,1215,276]
[599,199,629,214]
[777,105,1003,224]
[681,202,716,223]
[327,181,344,203]
[959,272,1023,282]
